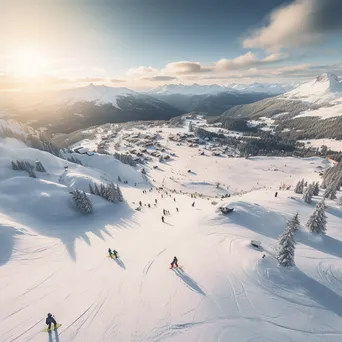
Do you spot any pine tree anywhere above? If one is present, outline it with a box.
[116,185,124,202]
[72,189,93,213]
[11,161,19,170]
[303,185,313,203]
[276,221,297,267]
[306,200,327,234]
[294,181,303,194]
[189,122,194,132]
[313,182,320,196]
[89,183,95,195]
[338,196,342,207]
[35,161,46,172]
[324,182,338,200]
[304,181,308,187]
[94,183,101,196]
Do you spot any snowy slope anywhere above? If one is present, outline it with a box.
[226,82,295,95]
[283,73,342,104]
[1,126,342,342]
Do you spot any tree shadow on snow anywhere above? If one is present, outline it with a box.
[4,202,136,262]
[297,232,342,259]
[295,268,342,318]
[174,268,206,296]
[0,225,16,266]
[326,206,342,219]
[225,202,286,240]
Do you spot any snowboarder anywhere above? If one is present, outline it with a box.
[170,256,178,269]
[112,250,119,259]
[192,201,195,207]
[162,216,165,223]
[108,248,112,257]
[275,192,278,198]
[46,313,57,331]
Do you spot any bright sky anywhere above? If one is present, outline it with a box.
[1,0,342,90]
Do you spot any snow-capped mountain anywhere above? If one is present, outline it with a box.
[149,82,294,96]
[53,84,139,109]
[283,73,342,103]
[148,83,229,96]
[226,82,296,95]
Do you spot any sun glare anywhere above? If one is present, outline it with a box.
[11,48,48,77]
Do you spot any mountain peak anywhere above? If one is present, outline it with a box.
[316,72,339,83]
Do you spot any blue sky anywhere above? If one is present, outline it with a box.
[1,0,342,89]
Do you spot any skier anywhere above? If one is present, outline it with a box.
[108,248,112,257]
[174,198,176,202]
[275,192,278,198]
[192,201,195,207]
[170,256,178,269]
[45,313,57,331]
[162,216,165,223]
[112,250,119,259]
[163,209,166,215]
[148,203,151,208]
[176,207,179,212]
[139,201,142,206]
[155,199,158,204]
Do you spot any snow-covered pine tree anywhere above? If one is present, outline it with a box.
[72,189,93,213]
[276,217,297,267]
[338,196,342,207]
[188,122,194,132]
[303,185,313,203]
[89,183,95,195]
[35,161,46,172]
[313,182,320,196]
[94,183,101,196]
[306,200,327,234]
[116,184,124,202]
[294,181,303,194]
[11,161,19,170]
[304,181,308,186]
[324,182,338,200]
[300,179,305,192]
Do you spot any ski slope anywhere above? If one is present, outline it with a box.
[1,133,342,342]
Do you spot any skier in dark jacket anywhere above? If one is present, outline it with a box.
[275,192,278,198]
[108,248,112,257]
[192,201,195,207]
[162,216,165,223]
[46,313,57,331]
[170,256,178,268]
[112,250,118,258]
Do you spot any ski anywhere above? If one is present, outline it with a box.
[42,324,62,332]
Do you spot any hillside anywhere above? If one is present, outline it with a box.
[221,73,342,140]
[2,119,342,341]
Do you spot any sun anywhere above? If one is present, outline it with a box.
[11,48,48,77]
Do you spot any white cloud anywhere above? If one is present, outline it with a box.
[243,0,342,51]
[126,66,159,76]
[163,61,211,75]
[215,52,287,70]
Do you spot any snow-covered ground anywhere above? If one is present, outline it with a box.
[293,103,342,120]
[300,139,342,152]
[1,122,342,342]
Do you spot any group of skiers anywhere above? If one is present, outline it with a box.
[108,248,119,259]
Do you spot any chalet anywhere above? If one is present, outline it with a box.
[74,147,94,156]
